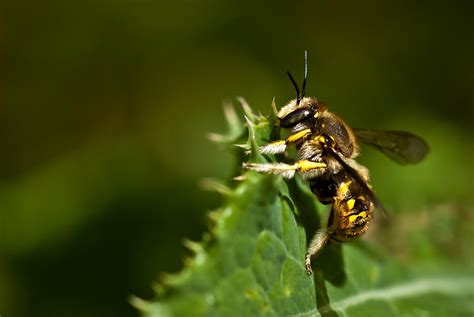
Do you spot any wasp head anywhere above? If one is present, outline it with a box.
[278,97,324,128]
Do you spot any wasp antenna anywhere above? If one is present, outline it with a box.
[287,71,301,105]
[301,50,308,99]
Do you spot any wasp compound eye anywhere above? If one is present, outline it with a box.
[279,108,313,128]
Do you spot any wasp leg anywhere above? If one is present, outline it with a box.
[243,160,326,179]
[253,128,312,155]
[305,230,331,275]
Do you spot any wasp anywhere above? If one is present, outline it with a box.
[243,52,429,274]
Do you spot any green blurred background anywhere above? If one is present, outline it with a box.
[1,1,473,316]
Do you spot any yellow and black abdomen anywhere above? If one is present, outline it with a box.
[331,177,373,242]
[310,171,374,242]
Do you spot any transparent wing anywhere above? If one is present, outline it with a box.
[354,129,429,165]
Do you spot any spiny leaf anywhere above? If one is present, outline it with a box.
[137,100,474,317]
[208,100,244,144]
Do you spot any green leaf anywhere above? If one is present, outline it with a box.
[135,101,474,317]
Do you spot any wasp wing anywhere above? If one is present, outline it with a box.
[327,147,390,219]
[354,129,429,165]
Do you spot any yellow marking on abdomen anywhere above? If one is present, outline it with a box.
[348,211,367,225]
[287,129,311,143]
[337,181,352,197]
[346,198,356,211]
